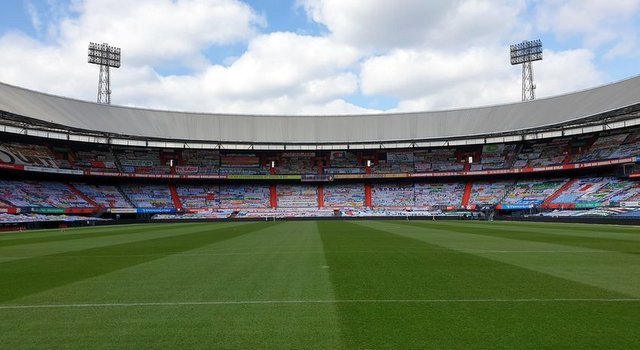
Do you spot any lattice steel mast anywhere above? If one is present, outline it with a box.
[88,42,121,104]
[510,40,543,101]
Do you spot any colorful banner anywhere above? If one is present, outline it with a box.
[31,208,65,214]
[497,204,534,210]
[136,208,177,214]
[301,175,334,182]
[175,166,199,174]
[108,208,138,214]
[227,174,301,180]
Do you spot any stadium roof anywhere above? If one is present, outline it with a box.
[1,76,640,148]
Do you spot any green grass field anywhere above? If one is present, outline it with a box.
[1,220,639,349]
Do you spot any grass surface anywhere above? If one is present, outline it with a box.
[0,220,639,349]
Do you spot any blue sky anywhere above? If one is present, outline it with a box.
[0,0,639,114]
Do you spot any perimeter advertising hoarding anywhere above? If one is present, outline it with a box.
[227,175,301,180]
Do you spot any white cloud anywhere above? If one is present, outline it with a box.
[535,0,640,57]
[24,0,41,32]
[361,47,602,111]
[299,0,528,50]
[534,49,603,96]
[114,32,365,114]
[60,0,264,66]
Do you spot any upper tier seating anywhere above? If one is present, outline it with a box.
[278,152,318,175]
[472,144,517,171]
[514,138,569,168]
[114,148,169,174]
[179,149,220,174]
[571,133,629,163]
[415,148,464,172]
[73,148,119,172]
[374,151,415,174]
[0,142,58,168]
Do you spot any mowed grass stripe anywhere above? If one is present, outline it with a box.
[0,223,243,263]
[483,220,640,235]
[317,221,628,348]
[0,223,187,247]
[0,222,274,303]
[361,220,640,297]
[422,220,640,253]
[459,220,640,243]
[2,298,640,309]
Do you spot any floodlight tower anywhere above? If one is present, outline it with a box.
[88,42,121,104]
[510,39,543,101]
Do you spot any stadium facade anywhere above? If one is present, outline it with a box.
[1,77,640,226]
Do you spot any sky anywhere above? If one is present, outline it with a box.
[0,0,639,115]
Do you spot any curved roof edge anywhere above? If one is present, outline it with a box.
[1,76,640,145]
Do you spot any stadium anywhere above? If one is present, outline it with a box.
[1,2,640,347]
[1,74,640,348]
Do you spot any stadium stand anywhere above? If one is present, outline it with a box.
[0,179,92,208]
[179,149,220,174]
[114,147,170,174]
[0,142,59,168]
[500,179,568,208]
[374,151,415,174]
[550,176,639,208]
[218,185,270,208]
[72,183,132,208]
[323,183,365,208]
[278,152,318,175]
[277,184,318,208]
[414,182,465,208]
[468,180,515,207]
[1,77,640,224]
[120,184,174,208]
[175,185,220,209]
[514,138,569,168]
[73,147,119,172]
[472,144,517,171]
[372,183,415,207]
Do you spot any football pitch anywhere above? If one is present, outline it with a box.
[1,220,639,349]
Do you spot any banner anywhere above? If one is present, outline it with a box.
[301,175,334,182]
[23,166,83,175]
[281,152,316,158]
[227,174,301,180]
[136,208,178,214]
[576,202,601,209]
[120,159,154,167]
[175,166,199,174]
[497,204,534,210]
[108,208,138,214]
[32,208,65,214]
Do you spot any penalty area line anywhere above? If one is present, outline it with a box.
[1,298,639,309]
